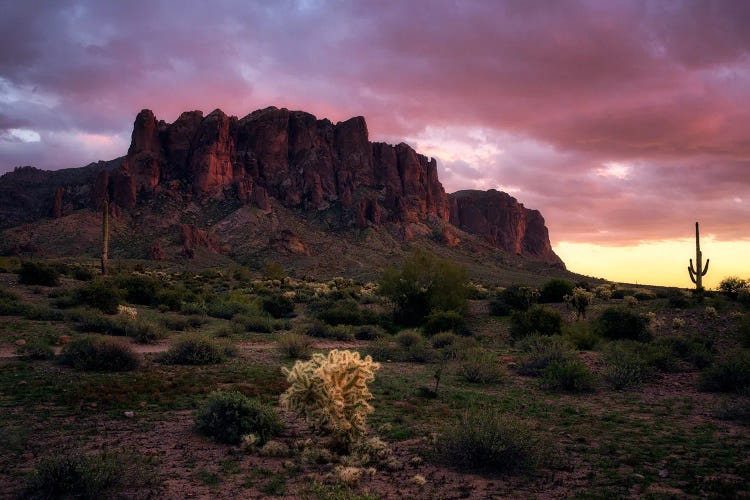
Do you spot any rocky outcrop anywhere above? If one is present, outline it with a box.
[180,224,220,258]
[449,190,564,267]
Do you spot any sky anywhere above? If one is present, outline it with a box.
[0,0,749,288]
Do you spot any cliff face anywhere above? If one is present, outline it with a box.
[0,107,563,268]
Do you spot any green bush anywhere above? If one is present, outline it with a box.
[460,348,504,383]
[718,276,749,300]
[396,330,423,348]
[234,314,275,333]
[195,391,283,444]
[262,294,295,319]
[158,334,232,365]
[17,338,55,360]
[115,274,163,305]
[278,333,314,359]
[124,318,166,344]
[22,451,122,499]
[653,334,713,370]
[738,314,750,348]
[59,336,139,371]
[611,288,637,299]
[434,410,542,473]
[541,357,595,393]
[562,322,600,350]
[665,288,690,309]
[539,279,574,303]
[633,292,656,301]
[71,279,122,314]
[71,266,95,281]
[510,306,563,340]
[430,332,460,349]
[379,248,468,326]
[499,285,538,311]
[488,298,512,317]
[603,341,655,390]
[422,309,468,336]
[304,321,354,340]
[21,304,65,321]
[313,298,370,326]
[516,335,573,377]
[700,353,750,393]
[207,298,252,319]
[18,261,60,286]
[353,324,386,341]
[594,307,651,341]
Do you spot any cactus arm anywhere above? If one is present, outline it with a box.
[702,258,710,276]
[688,267,697,284]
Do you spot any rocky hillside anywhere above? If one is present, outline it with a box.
[0,107,564,269]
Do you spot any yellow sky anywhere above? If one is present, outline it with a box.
[553,237,750,289]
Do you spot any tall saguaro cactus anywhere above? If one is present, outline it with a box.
[101,200,109,275]
[688,222,709,290]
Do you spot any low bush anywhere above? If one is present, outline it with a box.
[17,338,55,360]
[422,309,468,336]
[665,288,691,309]
[611,288,636,299]
[700,353,750,393]
[460,348,504,383]
[541,357,596,393]
[158,334,232,365]
[738,314,750,348]
[516,335,573,377]
[18,261,60,286]
[124,318,166,344]
[59,336,139,371]
[488,298,512,317]
[594,307,651,341]
[304,321,354,340]
[562,322,600,350]
[396,330,423,348]
[634,292,656,301]
[314,299,368,326]
[603,341,655,390]
[207,298,253,319]
[195,391,283,444]
[234,314,275,333]
[510,306,563,340]
[21,304,65,321]
[22,451,122,499]
[278,333,314,359]
[353,324,386,341]
[261,294,295,319]
[163,314,205,331]
[653,334,713,370]
[70,279,122,314]
[499,285,539,312]
[539,279,574,303]
[430,332,460,349]
[434,409,542,473]
[71,266,95,281]
[718,276,749,300]
[115,274,164,306]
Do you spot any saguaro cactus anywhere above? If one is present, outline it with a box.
[101,200,109,275]
[688,222,709,290]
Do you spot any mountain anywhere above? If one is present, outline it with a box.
[0,107,564,275]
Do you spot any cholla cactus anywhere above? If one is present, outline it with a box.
[594,285,613,300]
[117,305,138,319]
[704,306,718,319]
[672,318,686,330]
[624,296,638,308]
[280,349,380,442]
[565,287,594,319]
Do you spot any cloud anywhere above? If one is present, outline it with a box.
[0,0,748,245]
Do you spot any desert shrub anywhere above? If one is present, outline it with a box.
[738,289,750,308]
[305,320,354,340]
[396,330,423,348]
[499,285,539,311]
[353,325,386,341]
[71,266,95,281]
[281,350,380,443]
[379,249,468,325]
[565,287,595,319]
[314,299,368,326]
[207,297,252,319]
[262,294,295,319]
[603,341,655,389]
[180,299,208,316]
[278,333,314,359]
[430,332,460,349]
[665,288,691,309]
[195,391,283,445]
[158,334,231,365]
[715,399,750,426]
[17,338,55,360]
[611,288,637,299]
[516,335,573,376]
[634,292,656,301]
[21,304,65,321]
[488,298,512,316]
[163,315,195,331]
[541,357,595,393]
[422,309,468,336]
[700,353,750,393]
[739,315,750,348]
[234,314,274,333]
[18,261,60,286]
[562,322,600,350]
[263,261,286,281]
[510,306,563,340]
[71,279,122,314]
[59,336,139,371]
[22,451,122,499]
[365,339,401,362]
[460,348,504,383]
[434,409,542,473]
[0,287,23,316]
[718,276,749,300]
[594,285,613,300]
[404,342,436,363]
[539,279,574,303]
[653,334,713,369]
[594,307,651,341]
[124,318,165,344]
[115,274,163,305]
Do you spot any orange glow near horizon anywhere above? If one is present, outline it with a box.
[553,238,750,289]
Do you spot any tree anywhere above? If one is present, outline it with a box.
[379,248,468,325]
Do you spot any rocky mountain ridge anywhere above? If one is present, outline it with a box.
[0,107,563,268]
